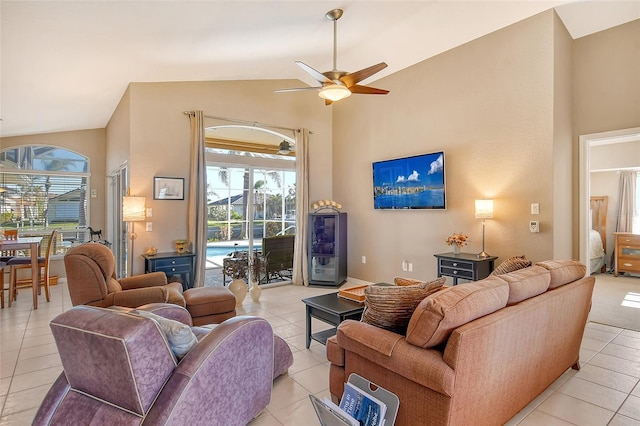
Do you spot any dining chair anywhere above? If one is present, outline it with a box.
[7,230,57,307]
[0,261,7,308]
[1,229,18,261]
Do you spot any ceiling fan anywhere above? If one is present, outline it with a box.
[275,8,389,105]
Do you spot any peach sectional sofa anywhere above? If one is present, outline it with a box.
[327,260,594,426]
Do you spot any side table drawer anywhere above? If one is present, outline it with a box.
[618,258,640,273]
[440,259,473,271]
[440,267,474,280]
[155,258,192,268]
[155,264,192,274]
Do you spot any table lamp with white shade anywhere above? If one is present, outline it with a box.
[123,196,146,276]
[475,199,493,259]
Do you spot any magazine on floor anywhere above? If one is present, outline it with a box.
[310,374,399,426]
[339,381,387,426]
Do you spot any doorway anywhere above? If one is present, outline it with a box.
[579,127,640,272]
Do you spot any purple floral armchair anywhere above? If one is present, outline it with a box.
[33,304,293,425]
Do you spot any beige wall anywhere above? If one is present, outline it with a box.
[106,85,131,175]
[332,11,561,284]
[573,19,640,257]
[112,79,332,274]
[552,13,574,259]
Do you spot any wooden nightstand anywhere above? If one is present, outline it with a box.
[613,232,640,277]
[142,252,196,290]
[434,252,497,285]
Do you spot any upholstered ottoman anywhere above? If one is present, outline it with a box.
[183,287,236,326]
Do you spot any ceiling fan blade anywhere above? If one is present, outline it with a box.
[274,87,321,93]
[349,85,390,95]
[295,61,334,84]
[340,62,388,88]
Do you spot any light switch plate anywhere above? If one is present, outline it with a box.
[146,222,153,232]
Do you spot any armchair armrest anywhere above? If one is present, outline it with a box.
[112,287,169,308]
[136,303,193,326]
[336,320,455,397]
[119,272,167,290]
[144,316,275,425]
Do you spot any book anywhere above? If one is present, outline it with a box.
[339,382,387,426]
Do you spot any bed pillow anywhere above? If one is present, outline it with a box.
[491,255,532,276]
[361,277,446,334]
[131,309,198,360]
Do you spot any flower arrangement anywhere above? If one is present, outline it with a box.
[445,233,468,248]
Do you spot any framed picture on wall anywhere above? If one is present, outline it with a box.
[154,177,184,200]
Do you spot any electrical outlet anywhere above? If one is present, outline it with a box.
[361,256,366,264]
[146,208,153,218]
[531,203,539,215]
[529,221,539,233]
[408,262,413,272]
[146,222,153,232]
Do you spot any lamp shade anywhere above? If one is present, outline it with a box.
[475,199,494,219]
[123,196,146,222]
[318,84,352,102]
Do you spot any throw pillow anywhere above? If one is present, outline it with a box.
[361,277,445,334]
[131,310,198,360]
[406,277,509,348]
[491,255,532,276]
[394,277,426,286]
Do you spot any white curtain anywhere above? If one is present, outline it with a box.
[292,129,310,286]
[616,171,636,233]
[187,111,208,287]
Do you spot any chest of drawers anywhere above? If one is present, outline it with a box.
[142,252,196,290]
[434,252,497,285]
[614,232,640,277]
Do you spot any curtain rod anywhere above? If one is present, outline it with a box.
[184,111,300,134]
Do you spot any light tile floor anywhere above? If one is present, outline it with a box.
[1,281,640,425]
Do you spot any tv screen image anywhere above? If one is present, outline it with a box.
[372,151,446,210]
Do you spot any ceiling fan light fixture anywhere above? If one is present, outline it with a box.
[278,140,291,155]
[318,84,352,102]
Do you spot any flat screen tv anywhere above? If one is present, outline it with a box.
[372,151,446,210]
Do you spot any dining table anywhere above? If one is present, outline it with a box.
[1,236,43,309]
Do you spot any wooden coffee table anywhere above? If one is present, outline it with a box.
[302,292,364,348]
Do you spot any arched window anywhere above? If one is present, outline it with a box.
[0,145,90,251]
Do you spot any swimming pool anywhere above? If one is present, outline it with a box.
[206,244,262,257]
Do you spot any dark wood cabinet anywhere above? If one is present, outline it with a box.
[434,252,497,285]
[308,212,347,286]
[143,252,196,290]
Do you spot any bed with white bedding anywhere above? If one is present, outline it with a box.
[590,196,608,274]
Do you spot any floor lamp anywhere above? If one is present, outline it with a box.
[123,196,146,277]
[475,199,493,259]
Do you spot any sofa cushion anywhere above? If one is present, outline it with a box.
[406,277,509,348]
[536,260,586,289]
[131,310,198,360]
[498,265,550,305]
[491,255,532,276]
[361,277,445,334]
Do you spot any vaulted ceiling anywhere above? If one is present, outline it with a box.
[1,1,638,138]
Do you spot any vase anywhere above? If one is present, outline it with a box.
[228,278,247,306]
[453,245,461,255]
[249,279,262,302]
